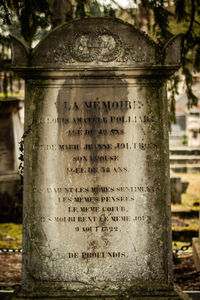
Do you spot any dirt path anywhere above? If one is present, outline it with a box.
[174,252,200,290]
[0,253,21,286]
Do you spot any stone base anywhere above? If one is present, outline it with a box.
[8,286,191,300]
[192,238,200,271]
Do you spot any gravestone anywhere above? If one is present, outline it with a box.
[11,18,189,299]
[0,99,23,223]
[170,171,189,204]
[0,99,23,172]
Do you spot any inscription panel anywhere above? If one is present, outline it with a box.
[25,80,167,283]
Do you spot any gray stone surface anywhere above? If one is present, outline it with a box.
[192,238,200,272]
[11,17,187,299]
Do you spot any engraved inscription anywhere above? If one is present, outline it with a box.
[30,85,161,267]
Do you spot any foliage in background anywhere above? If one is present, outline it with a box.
[0,0,115,99]
[122,0,200,118]
[0,223,22,248]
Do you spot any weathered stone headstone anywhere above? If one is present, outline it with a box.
[11,18,189,299]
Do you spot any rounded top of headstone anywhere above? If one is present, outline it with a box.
[32,17,158,67]
[11,17,182,71]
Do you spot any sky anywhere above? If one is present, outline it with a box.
[98,0,137,9]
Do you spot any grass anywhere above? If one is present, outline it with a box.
[0,223,22,249]
[172,241,192,251]
[172,217,199,231]
[0,93,24,100]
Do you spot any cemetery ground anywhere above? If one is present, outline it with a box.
[0,173,199,291]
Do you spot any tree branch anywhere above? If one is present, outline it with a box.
[185,0,195,38]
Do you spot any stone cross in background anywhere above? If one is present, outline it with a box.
[11,17,188,299]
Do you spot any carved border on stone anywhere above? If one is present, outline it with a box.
[70,29,122,62]
[44,44,74,64]
[40,28,153,64]
[117,41,152,63]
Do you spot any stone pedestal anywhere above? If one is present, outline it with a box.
[11,17,188,299]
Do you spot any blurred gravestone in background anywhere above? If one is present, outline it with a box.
[0,99,23,223]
